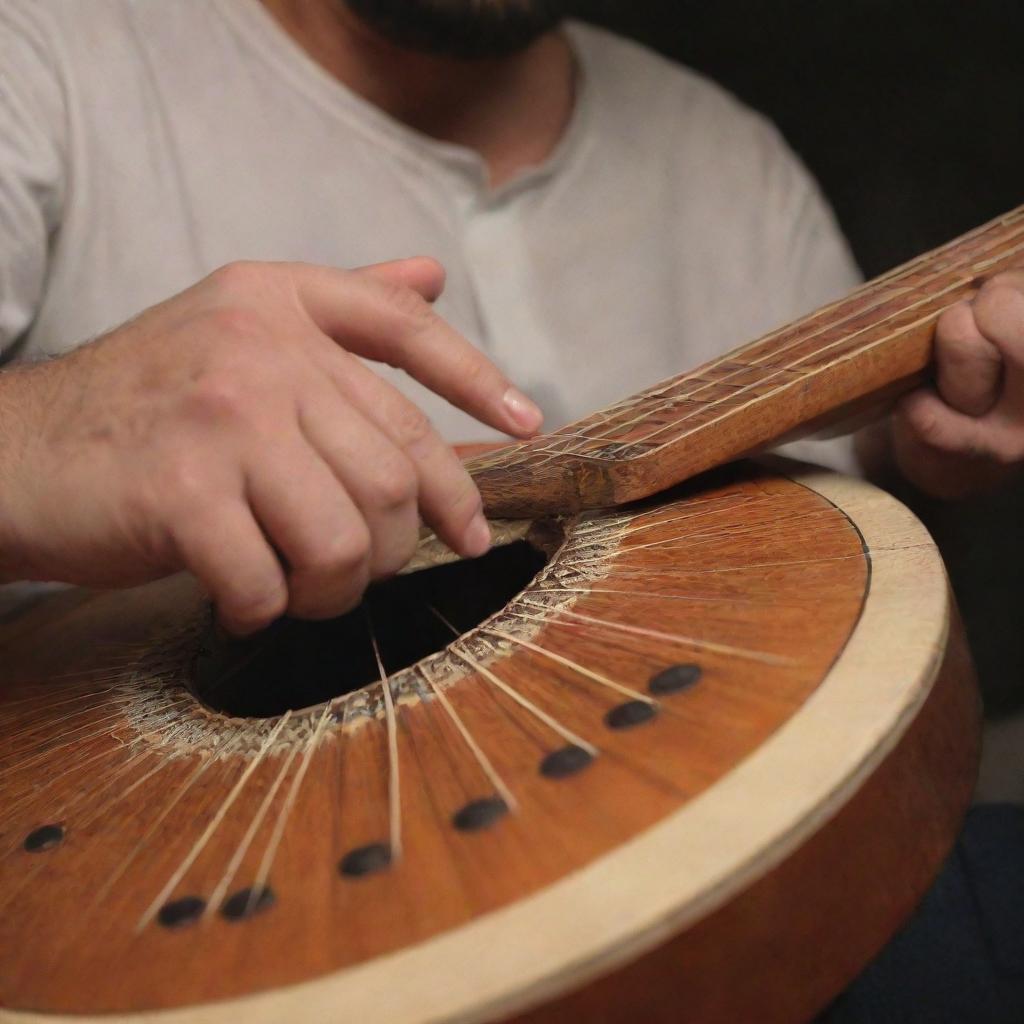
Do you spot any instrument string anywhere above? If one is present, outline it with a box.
[533,253,1020,465]
[0,742,130,855]
[76,741,183,830]
[416,660,517,812]
[469,219,1024,472]
[578,552,866,580]
[592,499,763,539]
[0,694,142,757]
[0,695,192,779]
[430,605,597,755]
[442,647,598,758]
[570,491,759,533]
[652,216,1022,432]
[612,284,979,453]
[0,748,173,925]
[0,683,125,719]
[90,731,246,910]
[481,626,653,706]
[0,653,151,690]
[136,713,292,931]
[0,727,198,919]
[0,671,159,719]
[247,699,336,915]
[513,601,792,666]
[368,613,403,862]
[47,745,157,829]
[3,688,190,823]
[533,584,813,610]
[567,521,853,567]
[457,646,597,756]
[531,279,973,464]
[204,739,303,921]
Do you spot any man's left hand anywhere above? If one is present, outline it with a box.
[886,269,1024,498]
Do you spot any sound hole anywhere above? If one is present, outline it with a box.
[192,540,550,719]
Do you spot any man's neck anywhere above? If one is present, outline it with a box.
[260,0,576,188]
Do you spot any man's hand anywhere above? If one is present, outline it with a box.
[0,258,542,633]
[872,270,1024,499]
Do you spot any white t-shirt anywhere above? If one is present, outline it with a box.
[0,0,860,464]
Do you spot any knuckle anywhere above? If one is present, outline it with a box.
[311,522,372,576]
[287,526,371,620]
[391,401,434,448]
[158,454,209,506]
[187,373,250,422]
[386,282,436,330]
[208,260,268,294]
[369,456,418,510]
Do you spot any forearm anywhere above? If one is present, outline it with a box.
[0,361,45,582]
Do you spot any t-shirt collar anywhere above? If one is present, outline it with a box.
[214,0,594,203]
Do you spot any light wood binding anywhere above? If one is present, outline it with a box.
[0,462,978,1023]
[470,205,1024,516]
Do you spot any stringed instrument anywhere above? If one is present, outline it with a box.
[1,206,1020,1023]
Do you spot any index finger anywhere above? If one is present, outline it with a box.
[284,262,544,439]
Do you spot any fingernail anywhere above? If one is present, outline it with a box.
[463,514,492,558]
[503,387,543,434]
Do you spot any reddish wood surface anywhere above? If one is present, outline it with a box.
[469,206,1024,516]
[514,610,979,1024]
[0,467,877,1014]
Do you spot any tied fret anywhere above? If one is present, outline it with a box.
[469,205,1024,517]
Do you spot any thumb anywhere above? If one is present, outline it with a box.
[354,256,447,302]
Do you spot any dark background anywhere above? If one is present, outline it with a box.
[590,0,1024,713]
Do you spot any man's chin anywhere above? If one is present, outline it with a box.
[341,0,570,59]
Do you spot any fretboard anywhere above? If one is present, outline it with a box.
[469,204,1024,516]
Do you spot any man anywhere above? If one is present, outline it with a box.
[0,1,1023,1016]
[1,0,1021,630]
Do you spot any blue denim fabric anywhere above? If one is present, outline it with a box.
[818,805,1024,1024]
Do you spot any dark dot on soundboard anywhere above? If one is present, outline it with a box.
[540,745,594,779]
[23,824,64,853]
[453,797,508,831]
[339,842,392,878]
[220,885,275,922]
[649,663,702,696]
[605,700,657,729]
[157,896,206,929]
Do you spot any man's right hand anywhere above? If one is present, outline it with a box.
[0,258,542,634]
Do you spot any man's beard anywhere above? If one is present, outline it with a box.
[341,0,582,59]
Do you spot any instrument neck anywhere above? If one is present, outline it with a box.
[468,205,1024,517]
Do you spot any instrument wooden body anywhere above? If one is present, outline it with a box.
[5,203,1016,1020]
[0,462,978,1023]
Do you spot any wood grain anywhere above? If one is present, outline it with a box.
[469,205,1024,516]
[516,606,978,1024]
[0,463,975,1022]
